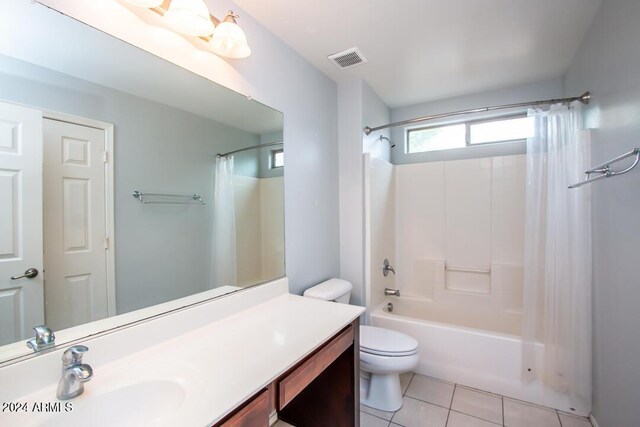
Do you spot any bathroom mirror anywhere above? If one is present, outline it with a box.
[0,1,284,363]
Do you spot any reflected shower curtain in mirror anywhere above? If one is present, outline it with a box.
[522,103,591,408]
[212,156,237,287]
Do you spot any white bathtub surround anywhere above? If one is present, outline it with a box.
[522,104,592,411]
[365,154,527,331]
[232,175,285,287]
[364,150,593,414]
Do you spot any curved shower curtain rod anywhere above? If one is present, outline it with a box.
[217,141,283,158]
[364,91,591,135]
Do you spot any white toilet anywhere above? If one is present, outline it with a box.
[303,278,418,412]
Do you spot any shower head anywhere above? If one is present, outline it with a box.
[380,135,395,148]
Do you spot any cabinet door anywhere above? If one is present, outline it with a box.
[216,389,269,427]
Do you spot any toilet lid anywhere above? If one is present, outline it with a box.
[360,326,418,357]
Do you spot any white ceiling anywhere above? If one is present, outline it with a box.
[235,0,601,108]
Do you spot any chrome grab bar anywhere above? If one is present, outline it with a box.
[132,190,206,205]
[445,265,491,274]
[569,147,640,189]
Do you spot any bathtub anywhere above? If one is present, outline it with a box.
[370,298,589,416]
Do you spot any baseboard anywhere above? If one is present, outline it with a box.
[589,413,599,427]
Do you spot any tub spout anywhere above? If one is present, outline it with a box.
[384,288,400,297]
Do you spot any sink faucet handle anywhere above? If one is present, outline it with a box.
[26,325,55,352]
[62,345,89,367]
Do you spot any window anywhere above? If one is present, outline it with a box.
[407,123,466,153]
[270,148,284,169]
[469,116,534,145]
[406,114,533,154]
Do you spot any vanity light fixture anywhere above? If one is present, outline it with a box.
[164,0,215,37]
[209,11,251,59]
[123,0,164,7]
[121,0,251,58]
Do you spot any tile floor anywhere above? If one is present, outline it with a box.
[360,373,593,427]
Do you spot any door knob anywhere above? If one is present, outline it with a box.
[11,268,39,280]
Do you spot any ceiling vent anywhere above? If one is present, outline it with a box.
[328,47,367,69]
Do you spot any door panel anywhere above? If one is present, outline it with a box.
[43,119,108,331]
[0,101,44,345]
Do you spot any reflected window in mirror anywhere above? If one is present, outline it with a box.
[270,148,284,169]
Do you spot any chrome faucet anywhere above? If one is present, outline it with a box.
[57,345,93,400]
[383,259,395,277]
[384,288,400,297]
[26,326,55,352]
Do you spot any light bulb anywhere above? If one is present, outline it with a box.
[164,0,214,37]
[209,12,251,59]
[123,0,164,7]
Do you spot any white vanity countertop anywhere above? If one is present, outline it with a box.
[145,293,365,426]
[0,292,365,427]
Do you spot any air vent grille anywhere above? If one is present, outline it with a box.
[328,47,367,69]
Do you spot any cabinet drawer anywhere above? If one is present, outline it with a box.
[278,324,354,410]
[217,389,270,427]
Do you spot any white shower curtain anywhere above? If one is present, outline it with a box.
[522,103,592,407]
[212,156,237,287]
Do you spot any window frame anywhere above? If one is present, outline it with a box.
[405,112,530,154]
[269,147,284,169]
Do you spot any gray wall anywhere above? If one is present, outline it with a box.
[214,0,339,295]
[390,79,564,164]
[338,79,391,307]
[0,56,260,314]
[564,0,640,425]
[362,82,392,162]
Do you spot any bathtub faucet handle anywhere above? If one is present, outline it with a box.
[384,288,400,297]
[383,259,396,277]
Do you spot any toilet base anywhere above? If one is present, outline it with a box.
[360,370,403,412]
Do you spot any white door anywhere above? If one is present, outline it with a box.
[43,119,109,331]
[0,102,44,346]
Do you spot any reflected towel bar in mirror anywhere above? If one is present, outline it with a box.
[132,191,207,205]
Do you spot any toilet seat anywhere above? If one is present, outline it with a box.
[360,326,418,357]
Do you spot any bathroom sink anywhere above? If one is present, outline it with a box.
[5,362,204,427]
[36,380,186,427]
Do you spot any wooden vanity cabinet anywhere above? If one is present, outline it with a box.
[215,389,270,427]
[212,318,360,427]
[277,320,359,427]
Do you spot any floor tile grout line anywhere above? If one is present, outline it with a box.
[444,383,457,427]
[557,409,564,427]
[402,393,456,411]
[361,410,394,423]
[412,372,456,387]
[403,372,415,396]
[449,409,504,426]
[450,383,457,409]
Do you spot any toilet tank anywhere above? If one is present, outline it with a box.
[303,278,352,304]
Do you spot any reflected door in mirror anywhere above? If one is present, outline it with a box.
[43,119,112,331]
[0,101,44,345]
